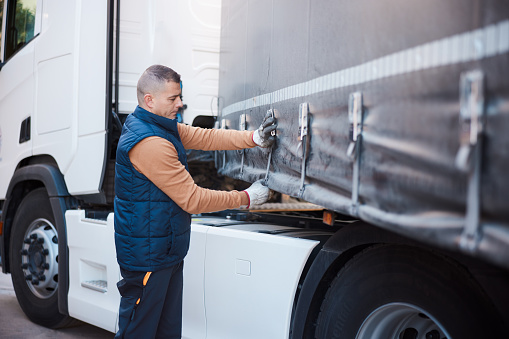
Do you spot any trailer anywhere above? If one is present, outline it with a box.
[0,0,509,338]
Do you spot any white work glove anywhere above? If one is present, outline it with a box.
[252,111,277,148]
[243,179,270,208]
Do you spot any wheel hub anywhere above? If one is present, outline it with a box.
[20,218,58,299]
[356,303,450,339]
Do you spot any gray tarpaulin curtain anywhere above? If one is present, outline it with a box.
[215,0,509,269]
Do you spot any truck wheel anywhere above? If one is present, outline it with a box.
[9,188,73,328]
[314,244,506,339]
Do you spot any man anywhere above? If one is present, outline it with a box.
[114,64,276,338]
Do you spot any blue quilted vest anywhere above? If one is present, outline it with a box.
[114,106,191,272]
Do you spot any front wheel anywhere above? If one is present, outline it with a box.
[9,188,73,328]
[314,244,507,339]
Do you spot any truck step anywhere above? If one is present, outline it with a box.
[81,280,108,293]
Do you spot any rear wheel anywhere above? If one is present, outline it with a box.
[314,244,506,339]
[9,188,73,328]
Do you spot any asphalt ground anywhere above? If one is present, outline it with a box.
[0,273,113,338]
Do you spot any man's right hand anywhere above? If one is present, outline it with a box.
[243,179,270,208]
[252,111,277,148]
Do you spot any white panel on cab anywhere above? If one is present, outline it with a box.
[182,222,210,339]
[204,226,319,339]
[37,0,76,61]
[33,52,76,178]
[33,0,77,166]
[63,131,106,195]
[77,0,108,137]
[66,210,120,333]
[36,54,73,135]
[32,0,108,195]
[32,0,78,183]
[64,0,109,194]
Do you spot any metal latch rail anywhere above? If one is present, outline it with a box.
[297,103,310,198]
[456,70,485,252]
[347,92,364,216]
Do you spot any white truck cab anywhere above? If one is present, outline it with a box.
[0,0,226,332]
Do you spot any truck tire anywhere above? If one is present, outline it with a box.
[314,244,506,339]
[9,188,74,328]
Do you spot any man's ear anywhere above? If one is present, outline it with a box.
[144,94,154,109]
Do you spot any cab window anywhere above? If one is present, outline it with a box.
[5,0,36,60]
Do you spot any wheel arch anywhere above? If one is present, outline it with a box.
[289,221,507,339]
[289,222,408,338]
[1,160,72,316]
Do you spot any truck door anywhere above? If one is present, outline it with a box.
[0,0,40,198]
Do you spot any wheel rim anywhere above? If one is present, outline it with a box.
[20,218,59,299]
[356,302,451,339]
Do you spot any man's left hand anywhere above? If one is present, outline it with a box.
[253,111,277,148]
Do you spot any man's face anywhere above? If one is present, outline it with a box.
[147,81,183,119]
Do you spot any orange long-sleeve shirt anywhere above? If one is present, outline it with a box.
[129,123,256,214]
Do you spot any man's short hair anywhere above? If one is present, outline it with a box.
[137,65,181,105]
